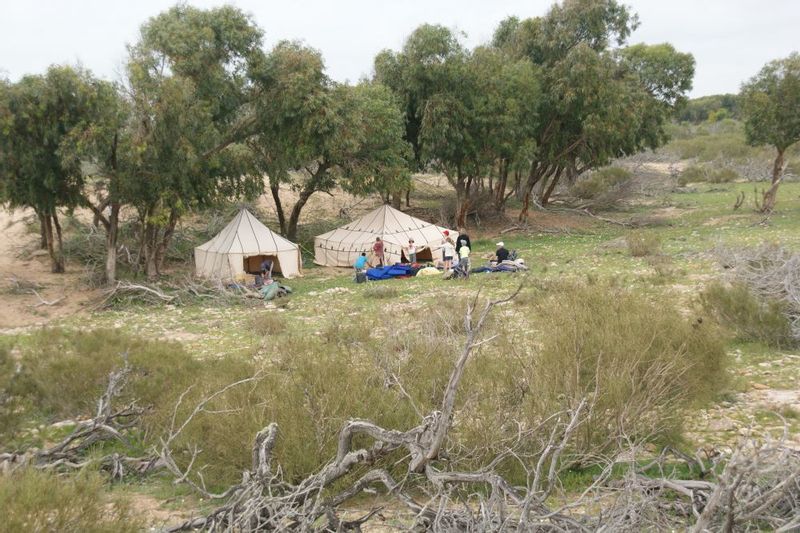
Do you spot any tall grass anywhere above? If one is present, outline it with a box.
[0,469,142,533]
[700,281,794,348]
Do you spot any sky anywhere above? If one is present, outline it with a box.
[0,0,798,97]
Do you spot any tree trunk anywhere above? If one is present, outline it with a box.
[391,190,402,209]
[493,159,510,212]
[540,168,563,206]
[760,147,785,213]
[405,189,411,208]
[286,187,315,243]
[154,208,179,276]
[38,213,48,249]
[519,162,547,221]
[286,163,329,242]
[452,170,470,228]
[43,213,65,273]
[270,181,287,235]
[143,216,159,280]
[104,203,120,285]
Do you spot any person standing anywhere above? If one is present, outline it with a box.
[373,237,385,267]
[442,237,456,271]
[455,227,471,256]
[404,239,417,264]
[458,239,471,278]
[259,258,274,279]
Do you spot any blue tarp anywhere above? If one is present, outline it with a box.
[366,263,415,281]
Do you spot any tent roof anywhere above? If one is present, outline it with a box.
[196,209,297,255]
[317,204,451,242]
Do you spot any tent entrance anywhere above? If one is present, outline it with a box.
[401,247,434,263]
[244,254,283,276]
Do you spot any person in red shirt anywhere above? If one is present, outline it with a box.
[373,237,385,267]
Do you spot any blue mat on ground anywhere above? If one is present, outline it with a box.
[366,263,415,280]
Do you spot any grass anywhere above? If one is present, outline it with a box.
[3,169,800,527]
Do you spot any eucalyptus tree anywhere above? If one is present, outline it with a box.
[0,66,105,273]
[58,76,131,285]
[250,41,411,241]
[740,52,800,213]
[124,5,265,278]
[376,25,541,225]
[494,0,694,218]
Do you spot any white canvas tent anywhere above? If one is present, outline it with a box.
[195,209,302,280]
[314,204,457,267]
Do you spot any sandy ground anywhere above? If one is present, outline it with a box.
[0,208,100,331]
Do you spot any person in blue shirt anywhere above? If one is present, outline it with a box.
[354,252,368,271]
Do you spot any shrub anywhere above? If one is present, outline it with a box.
[626,231,661,257]
[707,167,739,183]
[570,167,632,200]
[250,312,286,336]
[528,282,728,452]
[677,164,707,185]
[5,328,200,442]
[0,469,142,533]
[700,281,793,347]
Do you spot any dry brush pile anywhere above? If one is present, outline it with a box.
[0,282,797,531]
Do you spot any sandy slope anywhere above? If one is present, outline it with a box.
[0,208,100,330]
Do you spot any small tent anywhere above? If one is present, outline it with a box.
[195,209,302,280]
[314,204,457,267]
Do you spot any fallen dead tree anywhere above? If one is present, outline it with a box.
[717,243,800,341]
[0,360,163,479]
[96,277,266,309]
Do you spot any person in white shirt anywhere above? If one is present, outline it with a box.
[442,237,456,270]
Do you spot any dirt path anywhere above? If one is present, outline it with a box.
[0,208,99,330]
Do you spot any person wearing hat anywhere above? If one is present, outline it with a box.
[495,241,509,263]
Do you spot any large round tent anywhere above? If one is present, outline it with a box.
[314,204,457,267]
[195,209,302,280]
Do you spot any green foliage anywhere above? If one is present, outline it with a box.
[251,41,412,238]
[740,53,800,153]
[0,469,142,533]
[677,165,738,186]
[626,231,661,257]
[530,282,728,451]
[677,93,739,123]
[570,166,632,199]
[5,329,199,440]
[700,281,794,348]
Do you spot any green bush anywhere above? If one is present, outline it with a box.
[3,328,200,444]
[626,231,661,257]
[677,164,707,185]
[678,165,739,186]
[529,282,728,451]
[0,469,142,533]
[570,166,632,200]
[707,167,739,183]
[700,281,793,347]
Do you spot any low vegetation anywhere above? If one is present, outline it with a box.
[570,166,632,200]
[700,282,794,347]
[626,230,662,257]
[0,469,142,533]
